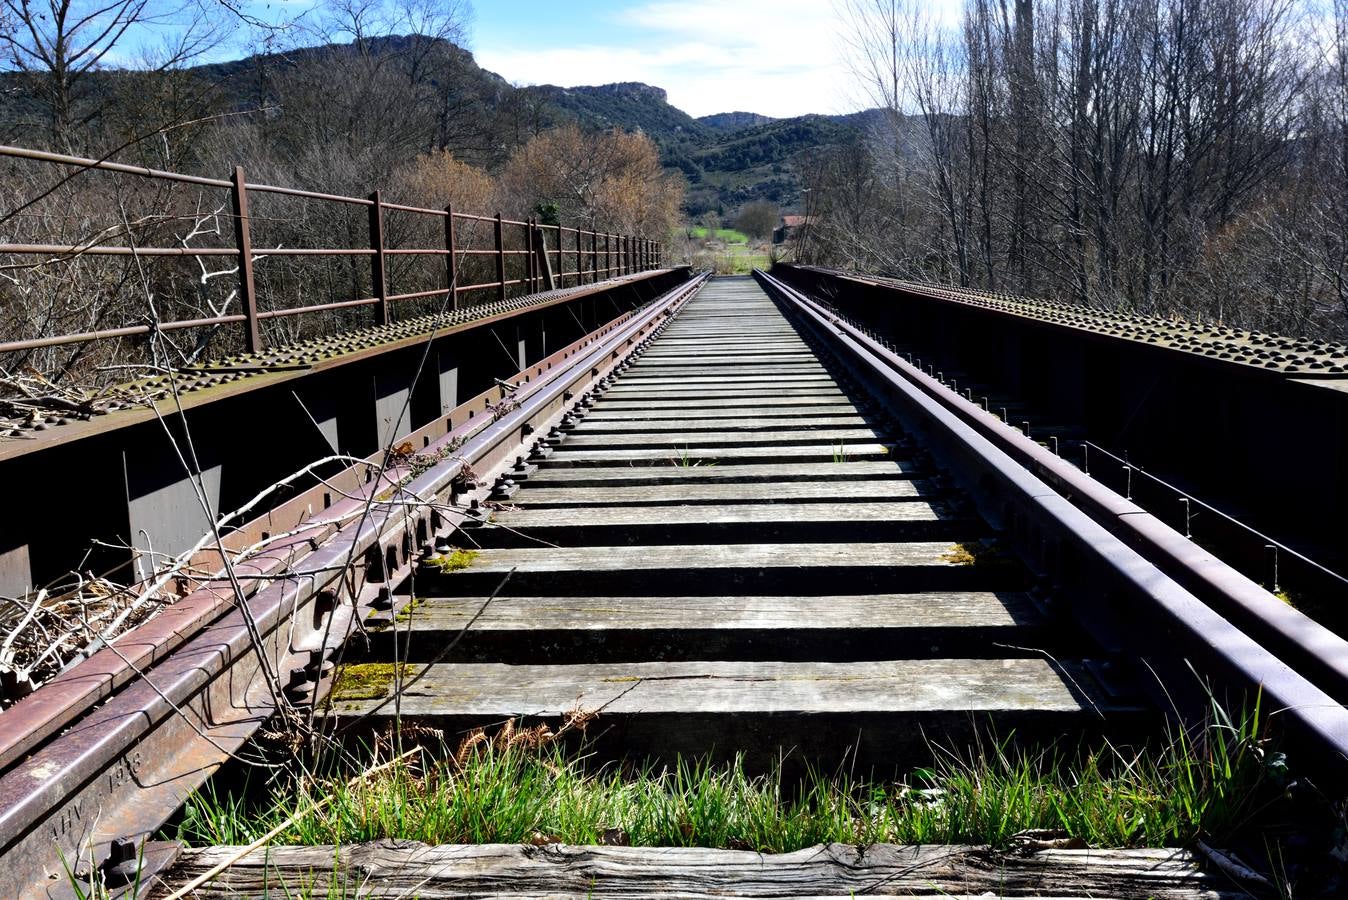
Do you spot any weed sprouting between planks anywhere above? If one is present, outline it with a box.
[171,698,1290,854]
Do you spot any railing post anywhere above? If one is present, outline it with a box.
[591,230,598,281]
[444,204,458,311]
[494,212,506,303]
[229,167,262,352]
[556,223,564,284]
[576,226,583,284]
[534,221,556,291]
[525,217,535,293]
[605,233,612,277]
[368,190,389,326]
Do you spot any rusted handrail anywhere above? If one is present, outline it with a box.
[0,144,664,355]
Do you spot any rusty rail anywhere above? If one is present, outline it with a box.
[0,144,664,355]
[0,273,706,898]
[755,268,1348,769]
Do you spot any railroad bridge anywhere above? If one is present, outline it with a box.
[2,149,1348,897]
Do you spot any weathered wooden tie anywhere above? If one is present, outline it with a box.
[329,275,1143,767]
[159,842,1240,899]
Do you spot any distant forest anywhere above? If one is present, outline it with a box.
[809,0,1348,340]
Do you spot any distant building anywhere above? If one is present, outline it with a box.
[773,215,813,244]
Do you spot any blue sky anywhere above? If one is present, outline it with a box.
[80,0,958,119]
[471,0,861,118]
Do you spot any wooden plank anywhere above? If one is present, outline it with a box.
[162,843,1236,899]
[632,355,820,365]
[623,366,830,378]
[387,592,1040,633]
[415,541,1016,594]
[642,344,808,353]
[367,592,1049,663]
[438,541,968,574]
[525,461,919,487]
[599,386,848,398]
[325,658,1124,720]
[464,501,975,548]
[566,414,862,431]
[511,480,929,505]
[582,406,862,423]
[638,353,813,361]
[590,397,858,411]
[605,375,838,388]
[485,500,946,527]
[554,427,881,449]
[538,443,898,465]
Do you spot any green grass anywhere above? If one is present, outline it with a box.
[171,698,1285,853]
[693,250,771,275]
[687,226,750,243]
[669,446,715,467]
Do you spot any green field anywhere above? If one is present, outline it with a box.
[687,226,751,243]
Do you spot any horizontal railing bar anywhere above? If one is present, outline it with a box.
[0,314,249,353]
[380,201,448,216]
[0,244,235,257]
[0,244,382,258]
[245,183,374,206]
[0,144,231,188]
[255,297,379,320]
[384,248,529,257]
[457,278,526,292]
[386,288,451,303]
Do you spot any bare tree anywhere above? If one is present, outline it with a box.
[829,0,1339,337]
[735,200,778,240]
[0,0,222,149]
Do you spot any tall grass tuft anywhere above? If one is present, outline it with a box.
[172,697,1284,852]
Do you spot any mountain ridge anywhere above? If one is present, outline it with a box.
[1,35,875,216]
[518,79,874,215]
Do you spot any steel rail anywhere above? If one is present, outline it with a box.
[758,271,1348,705]
[756,269,1348,766]
[0,274,706,898]
[0,272,703,771]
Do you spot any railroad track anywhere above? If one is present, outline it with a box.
[4,273,1348,897]
[329,275,1147,764]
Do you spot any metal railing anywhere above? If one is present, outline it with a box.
[1080,440,1348,601]
[0,145,664,355]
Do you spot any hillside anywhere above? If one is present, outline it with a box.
[525,81,873,216]
[523,82,710,147]
[1,36,875,217]
[698,111,777,132]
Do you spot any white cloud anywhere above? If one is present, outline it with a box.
[476,0,864,118]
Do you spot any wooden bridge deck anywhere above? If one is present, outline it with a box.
[329,275,1145,768]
